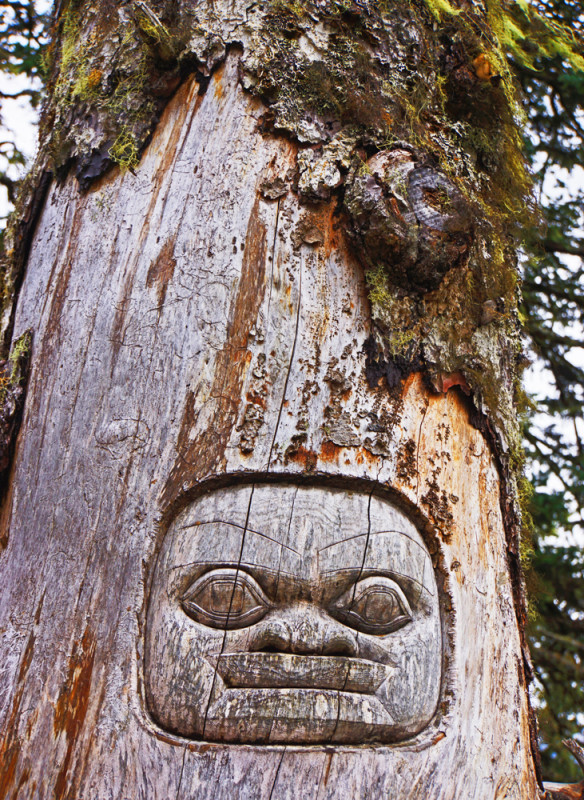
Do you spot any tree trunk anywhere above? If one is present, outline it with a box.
[0,2,542,797]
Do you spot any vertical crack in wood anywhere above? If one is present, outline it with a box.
[201,483,256,738]
[265,196,281,334]
[267,257,303,470]
[268,749,286,800]
[264,488,298,744]
[174,748,187,800]
[273,487,298,606]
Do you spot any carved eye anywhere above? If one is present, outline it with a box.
[181,569,271,629]
[331,576,412,635]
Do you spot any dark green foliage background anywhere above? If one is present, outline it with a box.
[0,0,581,783]
[0,1,47,210]
[518,2,584,778]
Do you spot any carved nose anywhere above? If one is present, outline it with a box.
[248,603,358,657]
[291,616,323,654]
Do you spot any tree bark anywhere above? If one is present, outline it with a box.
[0,3,542,798]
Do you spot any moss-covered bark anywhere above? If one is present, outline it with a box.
[7,1,538,457]
[0,2,541,556]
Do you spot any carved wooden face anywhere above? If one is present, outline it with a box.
[145,484,442,744]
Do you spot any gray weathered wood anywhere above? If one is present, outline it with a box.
[0,53,540,798]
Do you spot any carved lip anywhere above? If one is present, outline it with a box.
[216,653,392,693]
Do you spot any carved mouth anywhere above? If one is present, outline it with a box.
[216,653,392,692]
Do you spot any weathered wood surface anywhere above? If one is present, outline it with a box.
[145,485,441,745]
[0,54,540,798]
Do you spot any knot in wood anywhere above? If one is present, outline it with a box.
[344,149,473,293]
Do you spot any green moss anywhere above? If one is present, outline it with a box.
[72,67,103,102]
[132,1,177,61]
[365,264,391,307]
[8,331,30,379]
[420,0,584,69]
[269,0,310,21]
[0,330,31,405]
[109,131,140,170]
[422,0,461,21]
[387,330,417,357]
[42,0,164,179]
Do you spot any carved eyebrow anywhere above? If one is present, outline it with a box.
[180,519,300,555]
[320,567,425,602]
[318,530,434,596]
[317,529,428,553]
[170,563,299,591]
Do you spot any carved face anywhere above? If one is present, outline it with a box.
[145,484,442,744]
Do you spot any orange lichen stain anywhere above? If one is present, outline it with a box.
[0,613,39,797]
[473,53,494,81]
[320,440,341,462]
[146,235,177,307]
[340,387,352,402]
[86,68,102,89]
[357,445,381,465]
[213,64,226,99]
[297,199,345,262]
[246,387,267,408]
[318,200,342,259]
[287,445,318,472]
[53,626,96,800]
[381,110,393,127]
[400,371,421,397]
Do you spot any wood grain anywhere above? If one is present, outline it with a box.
[0,54,540,798]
